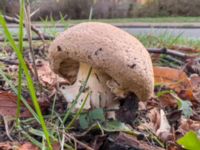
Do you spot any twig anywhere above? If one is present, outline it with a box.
[0,35,54,41]
[161,55,184,65]
[0,59,19,65]
[0,58,35,77]
[3,15,46,42]
[0,56,44,72]
[74,123,98,138]
[66,133,94,150]
[3,116,14,141]
[147,47,194,59]
[24,2,41,92]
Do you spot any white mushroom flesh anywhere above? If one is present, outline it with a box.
[59,62,118,112]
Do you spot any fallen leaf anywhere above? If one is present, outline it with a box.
[158,93,177,108]
[79,108,105,129]
[156,110,173,142]
[19,143,39,150]
[138,107,161,133]
[190,75,200,101]
[102,132,164,150]
[177,99,193,118]
[0,91,49,118]
[0,141,60,150]
[184,58,200,75]
[147,108,161,132]
[167,143,182,150]
[171,45,200,53]
[32,59,68,87]
[0,142,16,150]
[179,118,200,134]
[0,91,31,117]
[177,131,200,150]
[52,142,61,150]
[167,109,182,126]
[101,120,132,133]
[154,67,194,101]
[0,142,39,150]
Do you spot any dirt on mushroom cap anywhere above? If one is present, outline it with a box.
[48,22,154,101]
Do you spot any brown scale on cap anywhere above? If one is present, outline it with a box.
[48,22,154,116]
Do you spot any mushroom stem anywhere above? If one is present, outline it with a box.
[60,63,115,111]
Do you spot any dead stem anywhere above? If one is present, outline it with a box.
[24,2,41,92]
[3,15,45,42]
[3,116,14,141]
[65,133,94,150]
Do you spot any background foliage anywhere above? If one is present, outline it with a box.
[1,0,200,20]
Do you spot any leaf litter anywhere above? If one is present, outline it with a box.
[0,34,200,150]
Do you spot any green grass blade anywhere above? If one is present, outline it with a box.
[19,126,43,149]
[62,67,92,124]
[0,14,52,150]
[16,0,25,126]
[0,68,39,121]
[66,91,91,130]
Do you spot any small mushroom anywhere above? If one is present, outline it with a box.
[48,22,154,115]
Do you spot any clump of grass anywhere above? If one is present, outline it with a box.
[137,32,200,49]
[39,13,69,37]
[37,16,200,25]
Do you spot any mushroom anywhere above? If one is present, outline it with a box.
[48,22,154,116]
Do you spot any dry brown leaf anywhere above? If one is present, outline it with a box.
[147,108,161,132]
[190,75,200,101]
[158,94,177,108]
[0,91,32,117]
[0,142,16,150]
[0,142,56,150]
[171,45,200,53]
[154,66,194,101]
[179,118,200,134]
[156,110,173,142]
[0,91,49,118]
[52,142,61,150]
[167,143,182,150]
[33,59,68,87]
[0,142,39,150]
[113,132,164,150]
[19,143,39,150]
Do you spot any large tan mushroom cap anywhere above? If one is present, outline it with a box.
[48,22,154,101]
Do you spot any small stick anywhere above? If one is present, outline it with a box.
[24,2,41,91]
[66,133,94,150]
[0,59,19,65]
[3,116,14,141]
[147,47,194,59]
[3,15,46,42]
[74,123,97,138]
[0,35,53,42]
